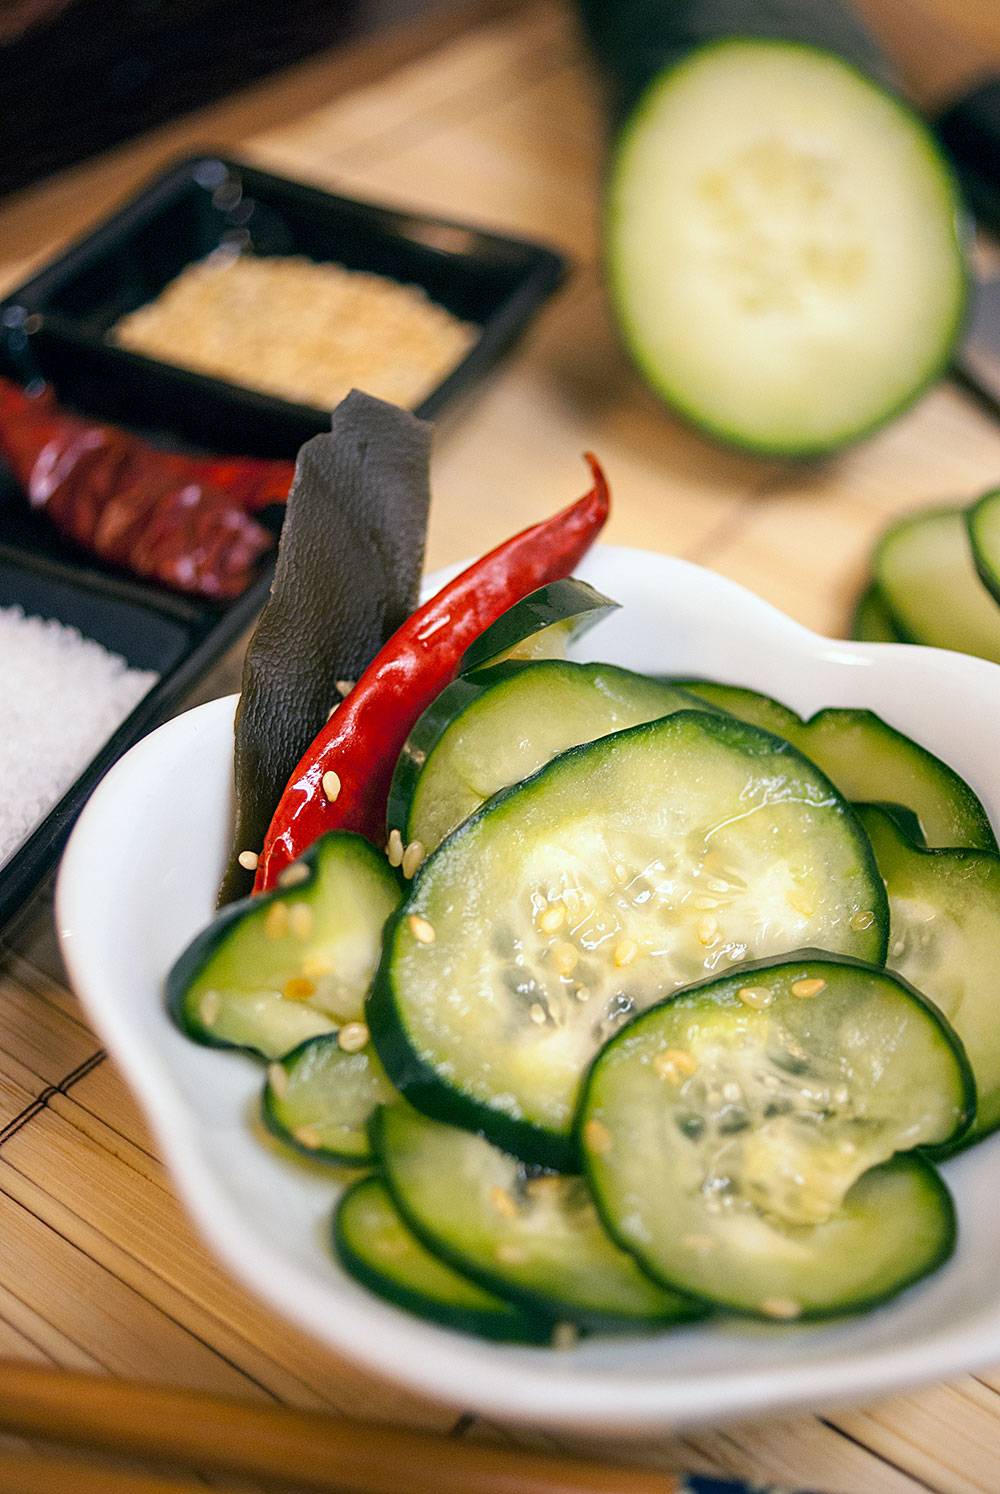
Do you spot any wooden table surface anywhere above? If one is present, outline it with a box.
[2,3,1000,1489]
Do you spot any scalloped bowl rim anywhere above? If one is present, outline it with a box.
[56,545,1000,1431]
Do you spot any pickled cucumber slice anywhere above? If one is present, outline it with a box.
[374,1104,701,1329]
[460,578,618,673]
[372,711,888,1167]
[168,833,400,1059]
[263,1033,397,1164]
[580,954,969,1318]
[875,507,1000,664]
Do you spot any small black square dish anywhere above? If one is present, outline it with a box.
[0,153,567,928]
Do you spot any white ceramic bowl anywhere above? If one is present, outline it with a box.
[57,545,1000,1432]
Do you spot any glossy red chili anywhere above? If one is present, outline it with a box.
[0,378,293,598]
[255,455,611,890]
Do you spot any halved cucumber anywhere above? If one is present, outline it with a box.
[851,585,903,644]
[460,578,618,674]
[968,488,1000,609]
[875,507,1000,664]
[391,660,707,853]
[580,954,969,1319]
[262,1034,397,1164]
[374,1104,701,1330]
[371,711,887,1168]
[677,680,995,852]
[167,833,400,1059]
[607,40,966,456]
[333,1176,549,1343]
[859,804,1000,1149]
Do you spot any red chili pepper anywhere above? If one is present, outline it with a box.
[255,456,611,890]
[0,379,293,598]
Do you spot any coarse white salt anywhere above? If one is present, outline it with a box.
[0,607,158,870]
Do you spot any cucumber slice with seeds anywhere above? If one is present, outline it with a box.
[391,660,707,854]
[372,711,887,1168]
[580,953,969,1319]
[333,1176,549,1343]
[263,1034,397,1164]
[875,507,1000,663]
[460,578,618,674]
[677,680,995,852]
[168,833,400,1059]
[860,804,1000,1149]
[852,585,903,644]
[374,1104,701,1330]
[607,40,966,456]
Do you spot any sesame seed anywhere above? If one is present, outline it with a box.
[613,938,638,969]
[850,909,875,931]
[495,1241,529,1266]
[278,863,309,889]
[264,902,289,940]
[760,1297,801,1320]
[237,849,259,871]
[289,902,314,940]
[283,976,315,1002]
[489,1186,519,1219]
[574,984,590,1003]
[386,828,404,867]
[401,840,425,880]
[583,1118,613,1155]
[791,977,826,999]
[737,985,773,1010]
[788,889,815,917]
[408,914,436,945]
[335,679,355,697]
[551,1322,579,1351]
[338,1021,370,1053]
[529,1003,547,1026]
[653,1048,697,1084]
[267,1062,288,1100]
[538,904,566,934]
[326,704,339,720]
[302,954,334,980]
[199,990,220,1027]
[294,1125,323,1151]
[553,941,578,976]
[321,769,341,803]
[696,915,718,946]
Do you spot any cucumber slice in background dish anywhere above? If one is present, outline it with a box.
[607,40,966,457]
[459,578,618,674]
[374,1104,701,1330]
[262,1034,397,1164]
[372,711,887,1168]
[967,488,1000,608]
[168,833,400,1059]
[859,804,1000,1149]
[391,661,708,854]
[851,585,903,644]
[580,954,969,1319]
[678,681,995,852]
[333,1177,549,1343]
[875,507,1000,664]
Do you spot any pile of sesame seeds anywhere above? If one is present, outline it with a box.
[0,606,158,870]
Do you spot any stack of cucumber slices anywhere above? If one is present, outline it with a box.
[853,490,1000,662]
[169,578,997,1343]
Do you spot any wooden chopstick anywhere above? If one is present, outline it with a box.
[0,1447,210,1494]
[0,1362,676,1494]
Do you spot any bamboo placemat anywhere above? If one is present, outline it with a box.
[2,3,1000,1488]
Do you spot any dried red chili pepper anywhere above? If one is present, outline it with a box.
[0,378,293,598]
[255,455,611,890]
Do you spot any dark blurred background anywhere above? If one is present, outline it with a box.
[0,0,452,198]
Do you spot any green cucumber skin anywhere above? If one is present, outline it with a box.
[851,586,904,644]
[459,578,619,675]
[371,713,889,1171]
[605,39,968,460]
[261,1033,379,1166]
[967,489,1000,607]
[574,950,968,1318]
[854,801,926,850]
[676,680,996,854]
[371,1108,705,1332]
[332,1177,551,1344]
[167,833,401,1059]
